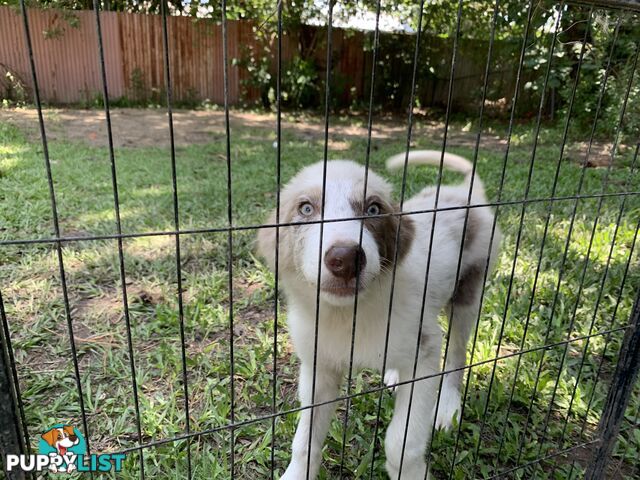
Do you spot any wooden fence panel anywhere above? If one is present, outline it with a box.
[0,6,519,110]
[0,7,260,105]
[0,8,124,103]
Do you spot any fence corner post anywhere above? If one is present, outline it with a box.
[0,322,26,480]
[585,288,640,480]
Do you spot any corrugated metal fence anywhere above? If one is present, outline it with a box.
[0,7,256,104]
[0,6,373,105]
[0,6,517,107]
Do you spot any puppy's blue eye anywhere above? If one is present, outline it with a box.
[299,202,314,216]
[366,203,381,216]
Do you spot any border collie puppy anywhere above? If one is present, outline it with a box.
[257,150,501,479]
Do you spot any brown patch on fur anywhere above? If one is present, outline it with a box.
[350,196,415,267]
[452,201,489,309]
[420,332,440,356]
[452,263,483,306]
[420,333,430,353]
[462,208,479,251]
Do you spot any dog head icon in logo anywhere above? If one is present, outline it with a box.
[39,424,86,473]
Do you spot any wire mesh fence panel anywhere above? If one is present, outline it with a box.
[1,0,640,479]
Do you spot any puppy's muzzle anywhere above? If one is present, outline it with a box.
[324,244,366,280]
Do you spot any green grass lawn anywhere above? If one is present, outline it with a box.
[1,110,639,479]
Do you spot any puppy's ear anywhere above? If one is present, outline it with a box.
[41,428,58,447]
[256,209,279,271]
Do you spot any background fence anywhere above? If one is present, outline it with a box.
[0,6,521,109]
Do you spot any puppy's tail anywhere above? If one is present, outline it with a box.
[386,150,485,199]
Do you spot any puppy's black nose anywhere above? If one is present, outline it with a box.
[324,244,366,280]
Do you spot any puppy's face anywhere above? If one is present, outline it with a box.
[258,161,414,306]
[41,426,79,451]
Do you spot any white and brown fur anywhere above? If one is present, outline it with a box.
[257,150,501,479]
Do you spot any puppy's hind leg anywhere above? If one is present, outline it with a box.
[436,266,483,430]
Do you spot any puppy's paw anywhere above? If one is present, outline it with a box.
[384,368,400,394]
[386,457,430,480]
[280,461,317,480]
[434,387,461,430]
[66,463,77,472]
[280,464,301,480]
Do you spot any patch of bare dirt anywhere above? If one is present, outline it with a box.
[0,107,510,152]
[5,107,630,169]
[74,293,123,323]
[565,141,618,168]
[73,283,165,323]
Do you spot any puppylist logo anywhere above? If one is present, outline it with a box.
[5,424,125,474]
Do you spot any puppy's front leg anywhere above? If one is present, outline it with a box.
[384,334,441,480]
[282,361,342,480]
